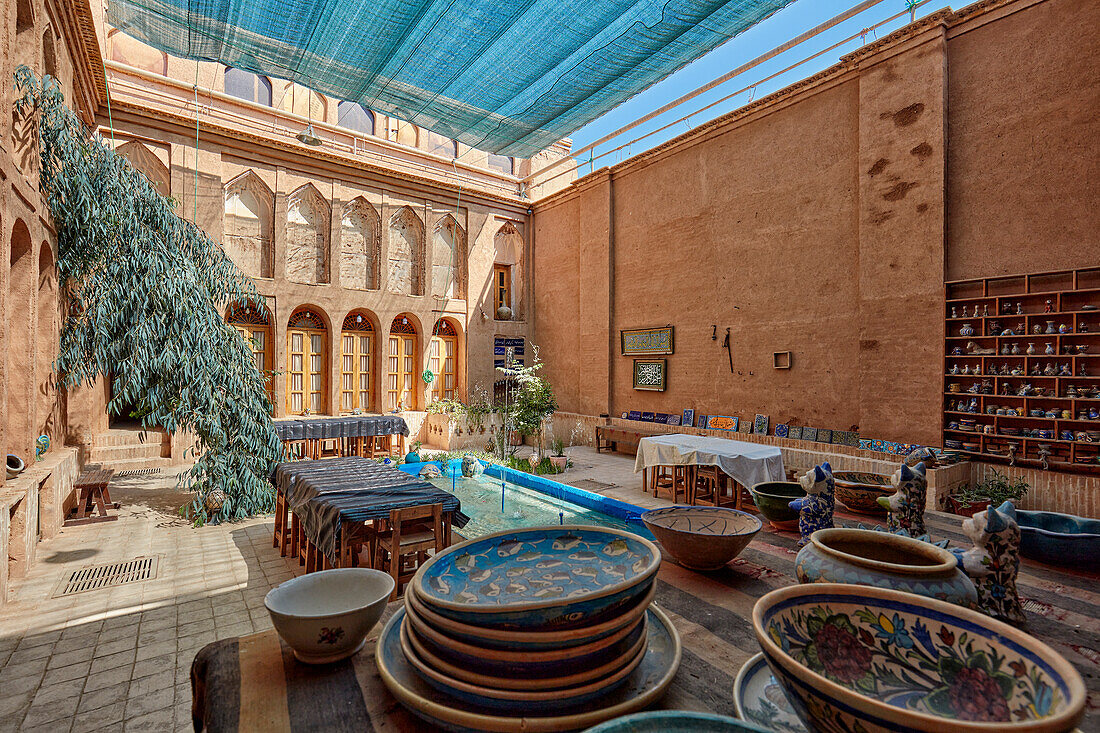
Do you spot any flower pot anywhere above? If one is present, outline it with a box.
[794,528,977,606]
[946,495,991,517]
[509,431,523,446]
[549,456,568,471]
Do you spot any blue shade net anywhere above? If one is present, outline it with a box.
[107,0,794,158]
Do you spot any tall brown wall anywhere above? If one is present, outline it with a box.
[532,0,1097,449]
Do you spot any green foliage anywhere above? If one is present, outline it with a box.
[14,67,282,525]
[425,398,465,416]
[504,455,569,476]
[498,348,557,454]
[954,469,1029,505]
[551,438,565,457]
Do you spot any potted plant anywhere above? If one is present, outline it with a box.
[947,470,1029,516]
[549,439,568,471]
[404,440,423,464]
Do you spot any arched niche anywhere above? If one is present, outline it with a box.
[432,214,466,300]
[388,206,424,296]
[494,221,524,319]
[286,184,330,284]
[107,28,168,75]
[43,27,58,80]
[36,242,58,442]
[7,220,35,458]
[223,171,274,279]
[278,83,328,122]
[340,197,381,290]
[116,140,170,198]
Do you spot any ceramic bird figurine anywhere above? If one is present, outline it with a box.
[790,462,834,547]
[953,501,1027,629]
[878,462,927,536]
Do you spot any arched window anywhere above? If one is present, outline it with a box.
[116,140,170,198]
[387,317,418,411]
[388,206,424,295]
[224,171,274,278]
[225,68,272,106]
[432,215,466,299]
[286,185,329,284]
[425,131,457,158]
[340,312,374,413]
[107,29,167,75]
[487,154,514,176]
[430,320,458,403]
[395,120,418,147]
[42,28,57,79]
[287,308,328,415]
[228,303,274,411]
[340,197,381,290]
[494,222,523,319]
[337,102,375,136]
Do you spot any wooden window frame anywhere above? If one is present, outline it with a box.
[341,315,374,413]
[287,310,327,415]
[493,264,511,316]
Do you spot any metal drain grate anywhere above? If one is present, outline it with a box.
[54,556,159,597]
[116,468,163,478]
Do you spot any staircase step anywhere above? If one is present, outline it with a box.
[87,443,168,462]
[94,456,177,473]
[92,428,170,448]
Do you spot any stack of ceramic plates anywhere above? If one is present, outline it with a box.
[375,526,683,732]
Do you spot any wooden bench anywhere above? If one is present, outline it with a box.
[66,468,118,525]
[594,425,667,455]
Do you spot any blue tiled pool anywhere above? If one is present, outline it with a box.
[397,460,652,540]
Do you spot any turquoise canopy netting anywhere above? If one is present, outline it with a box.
[107,0,794,157]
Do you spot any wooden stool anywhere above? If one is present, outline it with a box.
[66,468,119,525]
[273,492,291,556]
[693,466,735,507]
[651,465,688,502]
[374,503,445,600]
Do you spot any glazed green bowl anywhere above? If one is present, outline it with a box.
[750,482,805,530]
[753,584,1086,733]
[832,472,892,516]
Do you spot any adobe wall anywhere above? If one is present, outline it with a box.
[531,0,1098,499]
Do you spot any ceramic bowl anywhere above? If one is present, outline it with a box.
[412,526,661,630]
[264,567,395,664]
[404,592,648,679]
[583,711,770,732]
[404,579,656,651]
[640,506,761,570]
[832,472,892,516]
[399,609,646,713]
[733,653,806,732]
[1011,507,1100,567]
[753,584,1086,733]
[750,482,805,530]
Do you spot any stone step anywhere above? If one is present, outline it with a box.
[92,428,171,448]
[87,443,168,462]
[92,456,178,473]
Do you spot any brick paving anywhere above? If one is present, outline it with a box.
[0,448,659,732]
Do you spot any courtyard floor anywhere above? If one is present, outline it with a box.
[0,447,657,732]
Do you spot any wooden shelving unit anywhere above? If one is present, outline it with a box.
[944,267,1100,474]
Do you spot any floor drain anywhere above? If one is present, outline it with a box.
[116,468,163,478]
[54,556,159,597]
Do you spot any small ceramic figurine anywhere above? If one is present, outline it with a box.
[951,306,958,318]
[962,305,970,318]
[1011,343,1020,355]
[791,463,835,547]
[1026,342,1036,355]
[1016,303,1023,315]
[1059,323,1071,334]
[878,462,927,537]
[960,322,975,337]
[1001,344,1010,355]
[1045,342,1055,355]
[954,501,1027,629]
[1045,320,1056,334]
[1059,364,1072,376]
[1032,324,1043,335]
[949,364,960,375]
[1043,362,1057,376]
[418,464,443,479]
[1045,299,1053,313]
[983,304,990,317]
[461,454,484,477]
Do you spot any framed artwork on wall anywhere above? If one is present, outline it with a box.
[682,409,695,427]
[641,412,656,422]
[696,414,708,428]
[620,412,628,419]
[706,415,738,431]
[802,427,818,441]
[632,359,667,391]
[738,420,752,434]
[628,410,642,421]
[788,426,803,440]
[753,414,769,435]
[621,327,674,355]
[667,414,681,426]
[817,429,833,443]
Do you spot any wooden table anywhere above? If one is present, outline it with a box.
[192,509,1100,731]
[65,468,118,525]
[274,415,409,460]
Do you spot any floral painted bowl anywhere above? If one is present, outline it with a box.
[750,482,805,530]
[264,567,395,664]
[641,506,761,570]
[1009,507,1100,568]
[753,584,1086,733]
[832,472,892,516]
[583,710,770,731]
[404,580,656,652]
[411,526,661,630]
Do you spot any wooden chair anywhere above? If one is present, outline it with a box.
[692,466,735,507]
[273,492,291,556]
[651,465,688,502]
[374,504,445,600]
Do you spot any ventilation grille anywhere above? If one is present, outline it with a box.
[54,556,158,597]
[116,468,163,478]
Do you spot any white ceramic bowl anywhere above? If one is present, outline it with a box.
[265,568,395,664]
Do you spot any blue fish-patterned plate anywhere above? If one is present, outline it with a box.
[412,526,661,630]
[376,604,682,732]
[733,653,806,732]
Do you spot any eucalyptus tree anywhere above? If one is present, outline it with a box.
[14,67,281,524]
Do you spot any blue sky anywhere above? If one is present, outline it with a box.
[567,0,955,175]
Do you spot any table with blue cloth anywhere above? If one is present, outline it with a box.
[273,415,410,460]
[272,457,467,568]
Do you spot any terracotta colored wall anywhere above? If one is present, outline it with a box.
[532,0,1096,451]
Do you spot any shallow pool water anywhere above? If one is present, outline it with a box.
[398,461,650,540]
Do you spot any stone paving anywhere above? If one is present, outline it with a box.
[0,447,655,732]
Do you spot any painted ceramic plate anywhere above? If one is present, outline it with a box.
[584,710,771,732]
[376,603,682,733]
[733,653,807,733]
[412,526,661,630]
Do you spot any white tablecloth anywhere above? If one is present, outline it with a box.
[634,434,785,488]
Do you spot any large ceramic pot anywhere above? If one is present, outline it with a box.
[641,506,761,570]
[795,528,977,607]
[946,494,992,517]
[6,454,25,480]
[832,472,891,516]
[1012,508,1100,567]
[753,583,1086,733]
[749,482,804,530]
